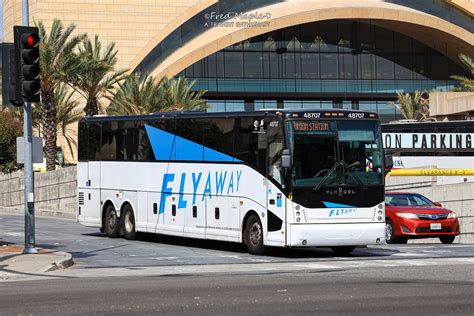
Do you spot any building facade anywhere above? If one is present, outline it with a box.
[3,0,474,123]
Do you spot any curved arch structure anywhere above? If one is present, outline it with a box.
[131,0,474,79]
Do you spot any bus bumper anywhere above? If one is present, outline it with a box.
[287,222,385,247]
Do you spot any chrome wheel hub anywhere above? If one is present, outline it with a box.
[249,222,261,246]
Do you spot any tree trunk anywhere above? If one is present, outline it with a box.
[41,90,57,171]
[84,97,99,116]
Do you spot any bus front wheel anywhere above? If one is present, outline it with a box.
[105,205,119,238]
[122,204,136,240]
[245,214,265,255]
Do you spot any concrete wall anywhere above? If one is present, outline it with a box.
[0,167,76,219]
[386,175,474,244]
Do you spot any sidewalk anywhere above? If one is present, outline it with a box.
[0,241,74,281]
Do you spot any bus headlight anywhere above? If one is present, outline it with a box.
[447,212,457,219]
[396,212,417,219]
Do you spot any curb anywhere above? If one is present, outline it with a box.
[44,252,75,272]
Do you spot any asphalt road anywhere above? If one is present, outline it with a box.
[1,213,473,270]
[1,265,473,315]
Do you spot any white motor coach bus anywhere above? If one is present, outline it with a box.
[77,109,389,255]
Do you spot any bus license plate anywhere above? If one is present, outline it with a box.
[430,223,442,230]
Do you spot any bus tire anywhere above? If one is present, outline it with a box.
[105,204,119,238]
[331,246,356,256]
[122,204,136,240]
[245,214,265,255]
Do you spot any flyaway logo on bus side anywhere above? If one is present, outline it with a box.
[323,201,357,217]
[159,170,243,214]
[144,124,245,214]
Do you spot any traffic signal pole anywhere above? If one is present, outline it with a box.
[22,0,37,254]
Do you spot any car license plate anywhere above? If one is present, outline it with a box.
[430,223,442,230]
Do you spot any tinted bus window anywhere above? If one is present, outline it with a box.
[203,118,235,158]
[78,122,101,161]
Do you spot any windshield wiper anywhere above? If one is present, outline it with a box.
[343,166,367,190]
[313,160,344,191]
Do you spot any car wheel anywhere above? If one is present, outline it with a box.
[331,246,356,256]
[385,220,396,244]
[245,214,265,255]
[105,205,119,238]
[439,236,455,244]
[122,204,136,240]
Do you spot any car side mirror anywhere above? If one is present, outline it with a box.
[281,149,291,169]
[384,152,393,170]
[434,202,442,207]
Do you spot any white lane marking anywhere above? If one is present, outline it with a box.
[392,252,432,257]
[294,263,341,269]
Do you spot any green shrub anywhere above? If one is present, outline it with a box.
[0,109,23,173]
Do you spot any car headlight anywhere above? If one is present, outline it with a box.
[396,212,418,219]
[447,212,457,219]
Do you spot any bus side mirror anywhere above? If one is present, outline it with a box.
[281,149,291,168]
[384,152,394,170]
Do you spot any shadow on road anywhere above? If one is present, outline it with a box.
[81,231,398,259]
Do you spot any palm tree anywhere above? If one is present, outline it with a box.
[107,73,162,115]
[67,35,127,116]
[159,77,207,112]
[8,85,82,162]
[52,85,82,161]
[37,19,86,170]
[450,54,474,92]
[395,91,429,121]
[107,74,207,115]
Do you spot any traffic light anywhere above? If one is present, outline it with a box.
[14,26,41,104]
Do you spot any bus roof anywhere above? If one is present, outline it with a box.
[80,109,379,123]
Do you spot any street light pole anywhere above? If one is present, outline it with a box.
[22,0,37,254]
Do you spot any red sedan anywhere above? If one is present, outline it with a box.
[385,192,460,244]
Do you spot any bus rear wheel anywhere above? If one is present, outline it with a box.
[122,204,136,240]
[331,246,356,256]
[105,205,119,238]
[245,214,265,255]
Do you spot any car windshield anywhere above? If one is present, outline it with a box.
[385,194,435,206]
[288,120,383,188]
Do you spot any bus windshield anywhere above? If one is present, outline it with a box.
[288,120,383,188]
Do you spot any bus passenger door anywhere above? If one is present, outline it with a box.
[266,139,286,245]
